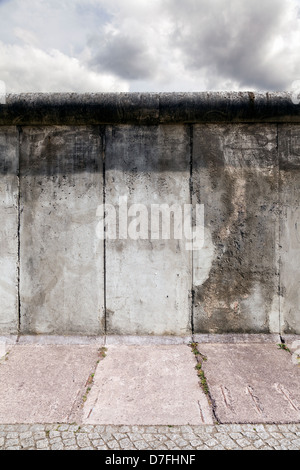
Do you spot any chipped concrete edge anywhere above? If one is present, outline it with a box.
[193,334,283,344]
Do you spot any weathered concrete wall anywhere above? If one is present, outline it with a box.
[0,127,19,334]
[105,125,192,335]
[279,124,300,335]
[0,93,299,336]
[19,126,104,335]
[192,124,279,334]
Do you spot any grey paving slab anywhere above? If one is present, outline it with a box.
[199,343,300,424]
[82,344,214,425]
[1,337,299,432]
[0,344,100,424]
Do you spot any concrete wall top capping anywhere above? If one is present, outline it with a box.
[0,92,299,125]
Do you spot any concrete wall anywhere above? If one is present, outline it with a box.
[0,93,299,337]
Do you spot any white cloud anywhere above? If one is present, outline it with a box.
[0,0,300,92]
[83,0,300,91]
[0,42,129,93]
[13,27,38,46]
[164,0,300,90]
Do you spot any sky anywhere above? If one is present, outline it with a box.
[0,0,300,93]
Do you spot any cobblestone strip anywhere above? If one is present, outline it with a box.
[0,424,300,450]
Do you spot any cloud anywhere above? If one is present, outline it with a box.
[87,1,179,88]
[88,0,300,91]
[0,0,300,92]
[89,33,158,80]
[0,0,109,56]
[13,27,39,46]
[165,0,300,90]
[0,42,129,93]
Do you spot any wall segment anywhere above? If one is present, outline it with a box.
[0,93,299,336]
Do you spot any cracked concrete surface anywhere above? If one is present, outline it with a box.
[199,342,300,424]
[0,335,299,428]
[82,344,213,425]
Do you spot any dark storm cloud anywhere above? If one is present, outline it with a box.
[165,0,299,90]
[87,0,300,91]
[89,33,156,80]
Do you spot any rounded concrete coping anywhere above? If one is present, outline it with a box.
[0,92,299,125]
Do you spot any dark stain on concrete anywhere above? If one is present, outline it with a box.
[193,124,279,334]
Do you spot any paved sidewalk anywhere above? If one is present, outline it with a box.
[1,423,300,450]
[0,334,299,451]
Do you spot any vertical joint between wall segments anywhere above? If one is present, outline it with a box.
[277,123,282,337]
[16,125,22,334]
[189,124,195,336]
[101,126,107,337]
